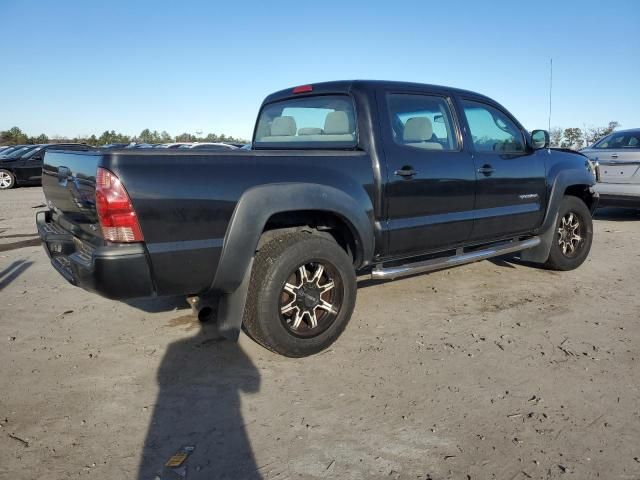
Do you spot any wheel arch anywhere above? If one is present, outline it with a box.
[211,182,374,294]
[564,184,597,212]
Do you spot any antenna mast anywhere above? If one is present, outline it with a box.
[548,58,553,133]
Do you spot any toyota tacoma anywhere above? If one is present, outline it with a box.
[37,80,598,357]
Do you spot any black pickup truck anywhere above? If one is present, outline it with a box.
[37,80,598,357]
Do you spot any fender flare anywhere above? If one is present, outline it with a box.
[540,168,596,233]
[211,182,375,294]
[523,167,596,263]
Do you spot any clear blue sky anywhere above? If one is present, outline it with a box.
[1,0,638,140]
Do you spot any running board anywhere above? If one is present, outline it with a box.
[371,237,541,280]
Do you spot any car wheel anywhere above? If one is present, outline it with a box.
[0,170,15,190]
[243,231,357,357]
[544,195,593,271]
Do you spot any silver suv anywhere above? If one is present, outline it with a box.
[581,128,640,208]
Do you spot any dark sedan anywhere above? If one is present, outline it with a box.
[0,143,96,190]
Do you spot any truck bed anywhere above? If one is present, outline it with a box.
[41,148,375,297]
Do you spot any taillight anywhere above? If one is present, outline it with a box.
[95,167,144,242]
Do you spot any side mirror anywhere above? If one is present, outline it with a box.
[531,129,550,149]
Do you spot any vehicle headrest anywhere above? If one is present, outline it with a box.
[298,127,324,135]
[324,111,350,135]
[403,117,433,142]
[270,116,297,136]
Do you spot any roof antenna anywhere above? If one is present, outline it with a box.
[547,58,553,151]
[548,58,553,133]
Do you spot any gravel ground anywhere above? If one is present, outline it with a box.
[1,186,639,480]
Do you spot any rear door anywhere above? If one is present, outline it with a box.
[590,131,640,184]
[380,89,476,257]
[457,97,546,241]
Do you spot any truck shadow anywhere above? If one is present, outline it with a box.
[125,296,191,313]
[0,237,41,253]
[0,260,33,291]
[138,320,262,479]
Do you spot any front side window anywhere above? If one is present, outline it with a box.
[462,100,525,154]
[254,95,356,148]
[595,131,640,149]
[386,94,459,151]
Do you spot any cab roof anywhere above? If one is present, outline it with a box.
[262,80,494,105]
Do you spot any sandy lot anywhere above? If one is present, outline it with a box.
[1,187,639,480]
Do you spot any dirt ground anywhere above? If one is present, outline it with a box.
[1,187,639,480]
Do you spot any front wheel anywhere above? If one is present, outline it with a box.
[0,170,15,190]
[543,195,593,271]
[243,231,357,357]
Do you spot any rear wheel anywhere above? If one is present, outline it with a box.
[544,196,593,271]
[0,170,15,190]
[243,231,357,357]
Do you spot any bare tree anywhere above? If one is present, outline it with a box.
[549,127,563,147]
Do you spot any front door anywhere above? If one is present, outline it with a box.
[458,98,547,241]
[380,91,476,257]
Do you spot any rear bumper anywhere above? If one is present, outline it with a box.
[36,210,156,299]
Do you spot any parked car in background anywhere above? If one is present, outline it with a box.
[581,128,640,208]
[100,143,130,149]
[37,80,597,357]
[0,145,37,159]
[178,142,238,150]
[0,143,95,190]
[125,143,156,149]
[155,143,192,149]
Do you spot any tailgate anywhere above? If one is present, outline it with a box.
[42,150,103,243]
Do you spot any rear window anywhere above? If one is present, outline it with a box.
[254,95,357,149]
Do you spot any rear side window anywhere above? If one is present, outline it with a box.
[386,94,459,151]
[461,99,525,154]
[254,95,356,149]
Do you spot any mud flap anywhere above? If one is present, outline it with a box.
[216,258,253,341]
[520,213,558,264]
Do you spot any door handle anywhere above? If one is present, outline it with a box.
[611,154,619,158]
[477,164,495,176]
[395,167,418,178]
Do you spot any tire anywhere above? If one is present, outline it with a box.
[0,169,15,190]
[243,231,357,357]
[543,195,593,271]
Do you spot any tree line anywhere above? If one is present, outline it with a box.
[0,126,248,146]
[549,121,619,150]
[1,122,621,150]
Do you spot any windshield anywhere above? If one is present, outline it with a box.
[254,95,357,149]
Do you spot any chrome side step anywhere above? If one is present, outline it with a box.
[371,237,541,280]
